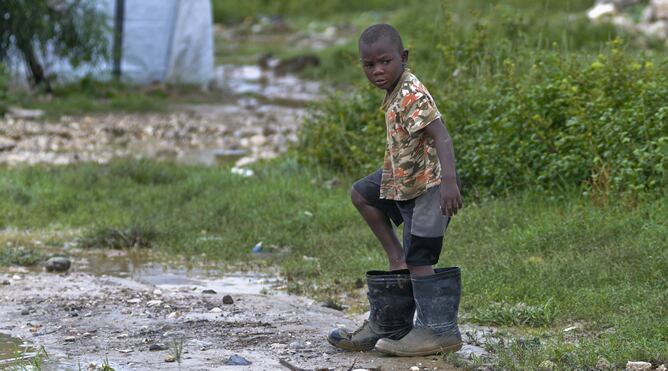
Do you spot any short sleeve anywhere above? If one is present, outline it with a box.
[400,91,441,135]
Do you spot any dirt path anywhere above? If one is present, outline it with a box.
[0,263,473,370]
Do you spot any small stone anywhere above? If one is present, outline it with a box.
[538,360,557,370]
[410,367,420,371]
[222,295,234,305]
[147,300,163,307]
[21,308,30,315]
[64,336,76,342]
[625,361,652,371]
[596,357,613,370]
[149,343,167,351]
[167,311,180,319]
[225,354,251,366]
[209,307,223,313]
[1,280,9,285]
[164,355,176,363]
[202,289,217,295]
[118,349,132,354]
[288,341,305,350]
[45,256,71,272]
[127,298,142,304]
[153,289,163,296]
[657,364,667,371]
[12,274,21,280]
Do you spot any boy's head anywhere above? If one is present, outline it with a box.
[358,24,408,92]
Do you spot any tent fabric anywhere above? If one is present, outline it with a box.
[8,0,214,86]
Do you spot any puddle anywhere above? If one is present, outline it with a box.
[215,64,323,104]
[176,148,248,166]
[72,248,284,295]
[0,333,35,366]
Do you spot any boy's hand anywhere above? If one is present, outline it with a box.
[440,179,462,217]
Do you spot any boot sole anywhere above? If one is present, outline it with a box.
[326,337,375,352]
[375,342,463,357]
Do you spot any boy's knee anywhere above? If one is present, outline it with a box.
[351,187,367,208]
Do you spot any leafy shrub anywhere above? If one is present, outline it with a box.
[297,1,668,196]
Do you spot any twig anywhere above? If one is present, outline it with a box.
[346,355,358,371]
[279,358,310,371]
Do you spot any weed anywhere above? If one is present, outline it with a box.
[77,226,157,249]
[470,298,558,327]
[100,356,115,371]
[169,338,184,364]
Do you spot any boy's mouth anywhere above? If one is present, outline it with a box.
[374,79,387,87]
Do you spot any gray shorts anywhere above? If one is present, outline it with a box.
[353,169,454,266]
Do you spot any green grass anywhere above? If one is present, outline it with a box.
[0,158,666,368]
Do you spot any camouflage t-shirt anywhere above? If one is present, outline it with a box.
[380,71,442,201]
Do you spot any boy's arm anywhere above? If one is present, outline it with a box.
[423,118,463,216]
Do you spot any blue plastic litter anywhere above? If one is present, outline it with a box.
[251,242,263,254]
[225,354,252,366]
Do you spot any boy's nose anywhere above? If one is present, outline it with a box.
[373,67,384,76]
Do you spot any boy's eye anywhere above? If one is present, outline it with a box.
[363,62,373,68]
[382,59,391,65]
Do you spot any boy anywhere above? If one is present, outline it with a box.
[327,24,463,356]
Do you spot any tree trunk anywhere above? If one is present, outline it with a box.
[18,41,52,92]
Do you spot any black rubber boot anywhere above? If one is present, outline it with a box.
[327,269,415,351]
[375,267,462,356]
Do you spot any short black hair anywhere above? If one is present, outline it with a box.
[359,24,404,53]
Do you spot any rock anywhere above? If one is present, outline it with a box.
[288,341,305,350]
[164,355,176,362]
[45,256,71,272]
[127,298,142,304]
[273,55,320,75]
[167,311,180,319]
[224,355,251,366]
[147,300,163,307]
[410,367,420,371]
[0,136,17,152]
[149,343,167,351]
[118,349,132,354]
[7,106,44,119]
[1,280,9,285]
[596,357,613,370]
[249,134,267,147]
[11,275,21,280]
[538,360,557,370]
[652,0,668,19]
[626,361,652,371]
[21,308,30,315]
[64,336,76,342]
[209,307,223,313]
[222,295,234,305]
[201,289,217,295]
[657,364,667,371]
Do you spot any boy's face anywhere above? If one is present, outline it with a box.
[359,37,408,92]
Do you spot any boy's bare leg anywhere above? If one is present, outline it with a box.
[351,188,407,271]
[407,265,434,277]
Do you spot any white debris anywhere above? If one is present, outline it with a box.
[588,3,617,20]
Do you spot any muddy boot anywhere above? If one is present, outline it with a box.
[375,267,462,356]
[327,269,415,351]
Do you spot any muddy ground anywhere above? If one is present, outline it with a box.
[0,249,487,370]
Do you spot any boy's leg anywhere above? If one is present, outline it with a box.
[350,169,406,270]
[327,170,414,352]
[375,186,462,356]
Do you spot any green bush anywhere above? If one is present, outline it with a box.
[297,1,668,196]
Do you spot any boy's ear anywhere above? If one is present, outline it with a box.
[401,49,409,64]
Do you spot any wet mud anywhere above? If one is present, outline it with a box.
[0,252,469,370]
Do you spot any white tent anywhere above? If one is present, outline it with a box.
[8,0,214,86]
